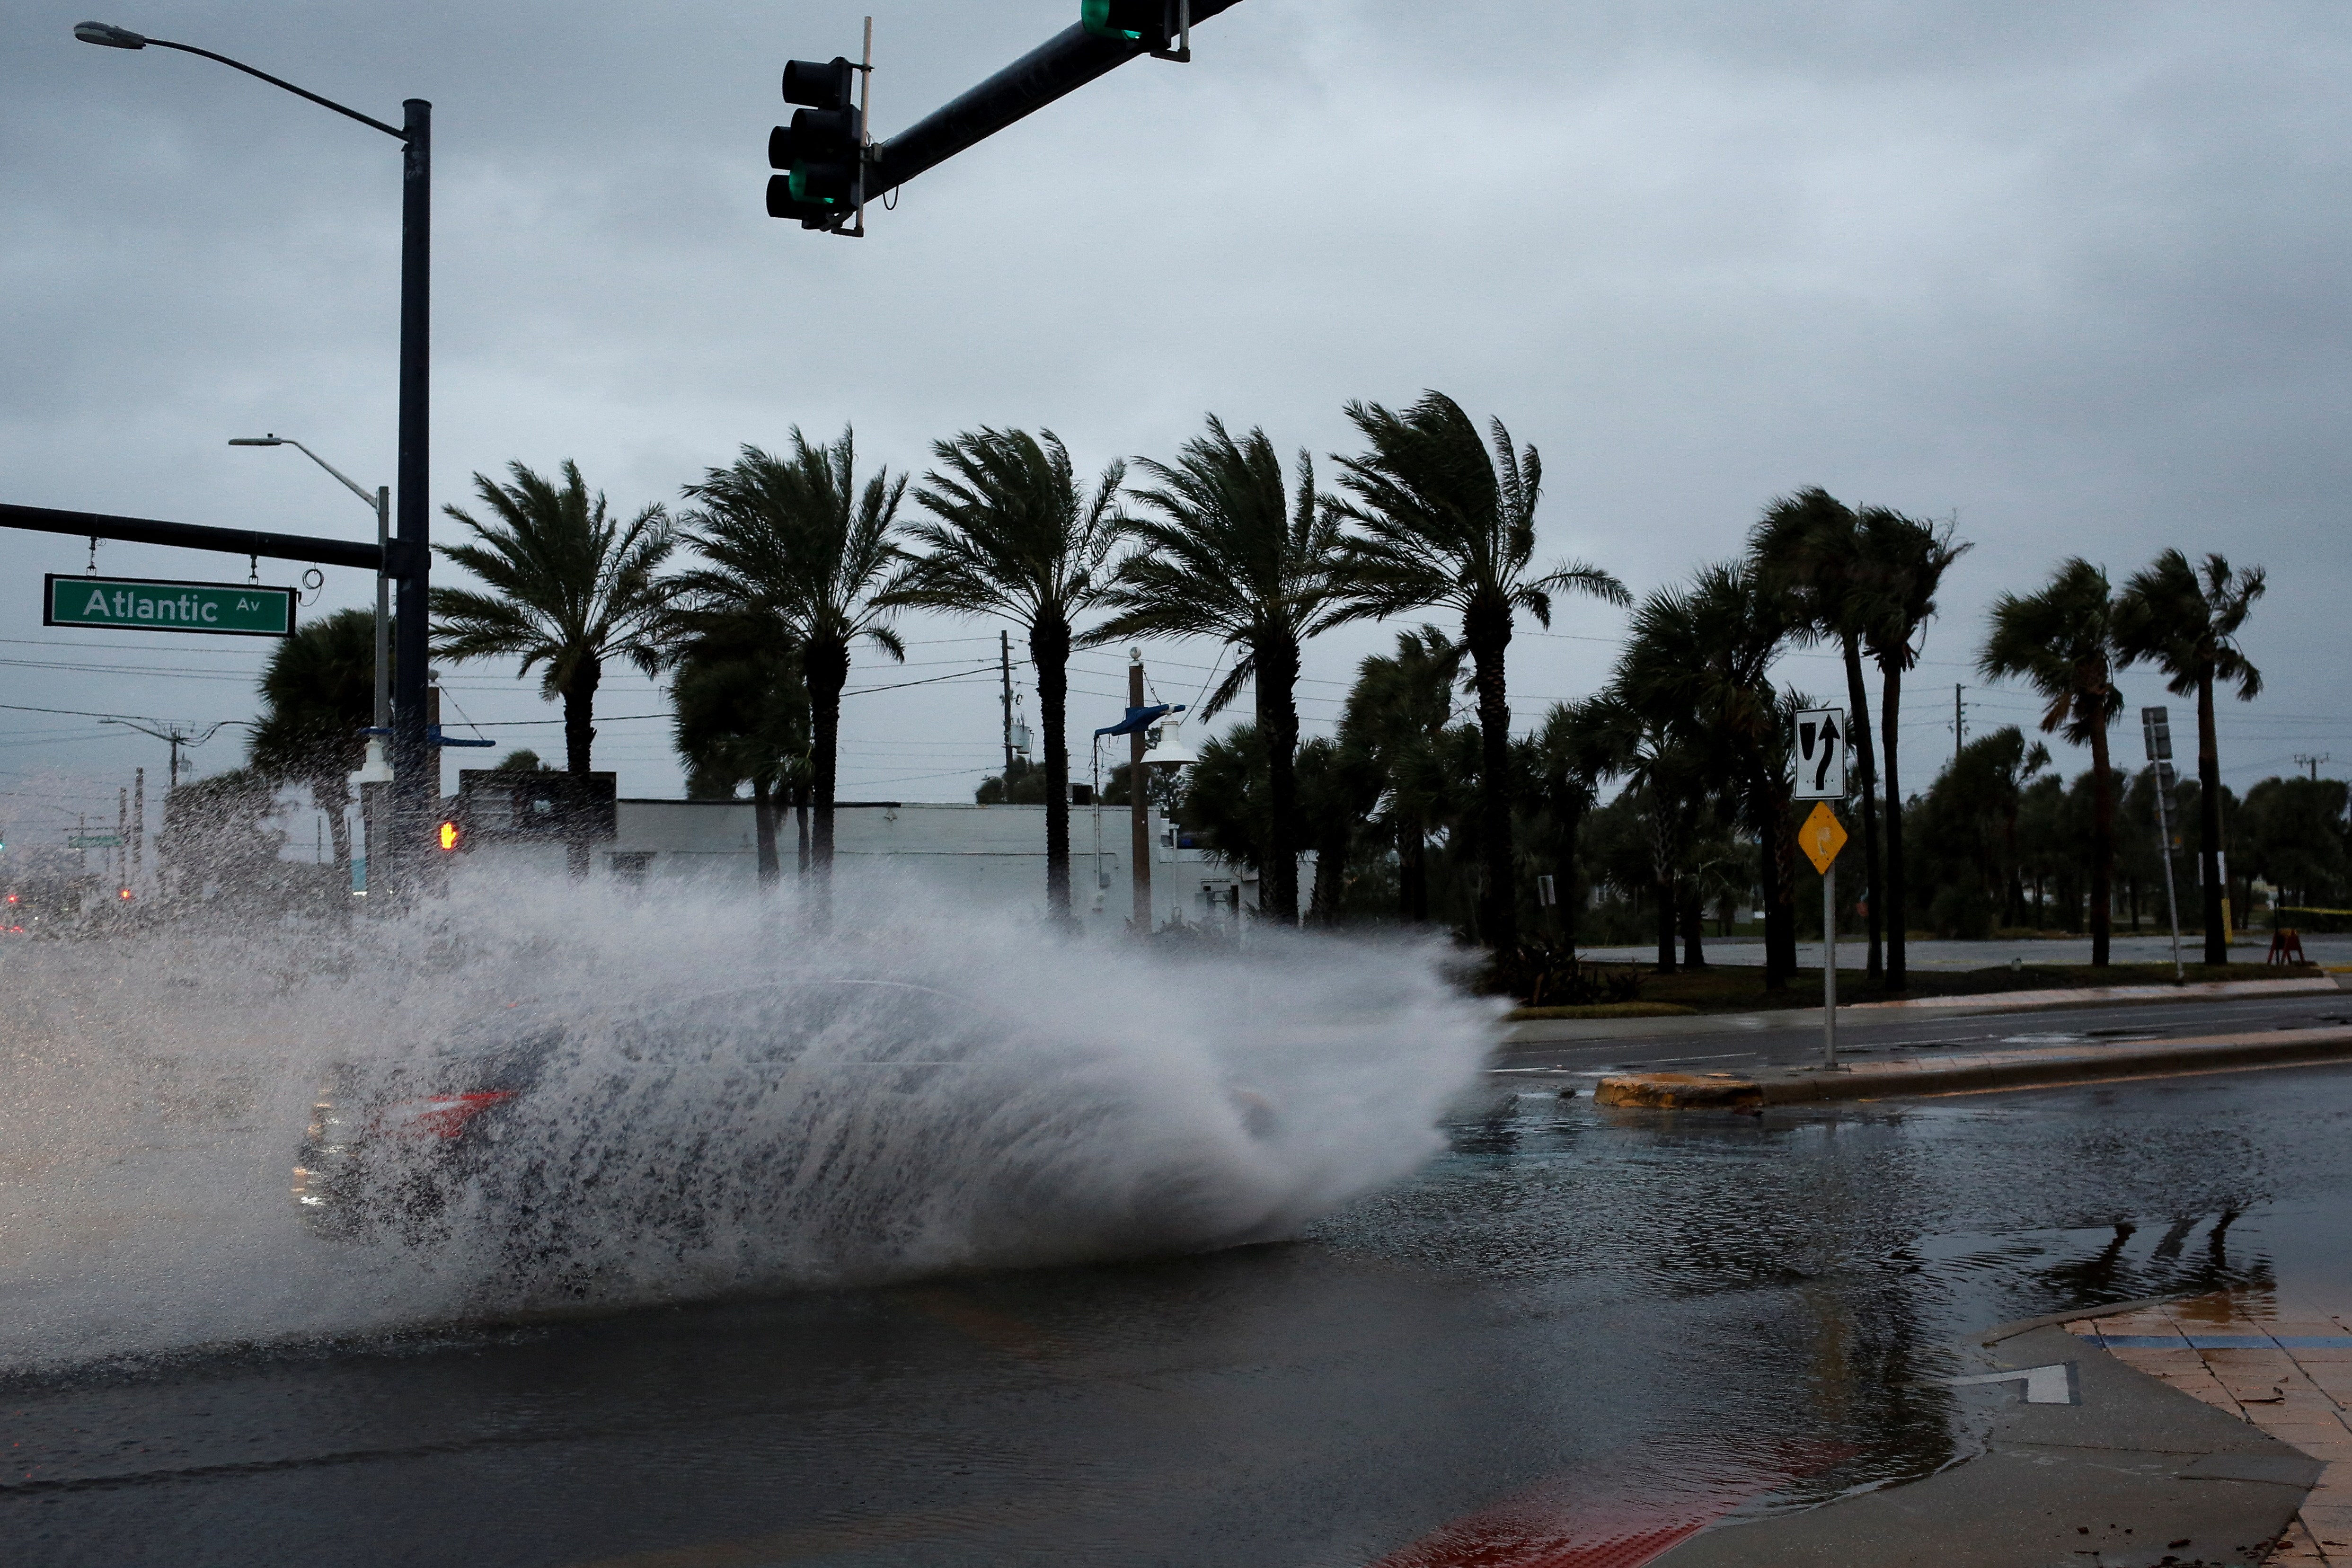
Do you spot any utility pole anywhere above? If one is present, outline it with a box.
[1000,629,1015,778]
[1954,684,1965,772]
[101,718,223,793]
[132,767,143,894]
[1130,651,1153,938]
[117,787,128,889]
[2296,753,2329,782]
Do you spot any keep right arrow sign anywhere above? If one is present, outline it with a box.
[1792,707,1847,800]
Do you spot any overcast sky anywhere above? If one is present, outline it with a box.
[3,0,2347,860]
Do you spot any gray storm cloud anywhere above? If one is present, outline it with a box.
[2,0,2345,835]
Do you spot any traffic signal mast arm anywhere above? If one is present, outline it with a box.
[0,500,390,574]
[865,1,1244,200]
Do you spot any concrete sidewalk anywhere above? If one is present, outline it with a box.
[1592,1025,2352,1108]
[2068,1291,2352,1564]
[1658,1302,2326,1567]
[1509,975,2342,1045]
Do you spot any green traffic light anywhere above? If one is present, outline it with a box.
[1080,0,1143,41]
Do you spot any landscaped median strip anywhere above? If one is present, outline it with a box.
[1593,1025,2352,1108]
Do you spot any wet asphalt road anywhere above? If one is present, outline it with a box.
[6,997,2352,1567]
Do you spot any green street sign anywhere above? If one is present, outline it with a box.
[67,834,122,848]
[45,574,294,638]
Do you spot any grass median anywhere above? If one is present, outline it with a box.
[1507,961,2328,1020]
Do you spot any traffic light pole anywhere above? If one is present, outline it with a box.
[861,0,1246,200]
[391,99,433,902]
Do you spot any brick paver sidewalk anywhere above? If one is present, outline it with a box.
[2068,1291,2352,1564]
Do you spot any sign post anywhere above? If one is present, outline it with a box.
[1794,708,1850,1071]
[2142,707,2186,982]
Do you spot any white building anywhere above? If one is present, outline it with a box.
[452,798,1268,934]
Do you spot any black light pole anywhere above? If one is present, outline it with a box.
[73,20,431,896]
[394,98,432,893]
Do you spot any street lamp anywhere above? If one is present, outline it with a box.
[77,20,433,897]
[229,435,392,749]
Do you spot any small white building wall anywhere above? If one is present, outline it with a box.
[451,799,1294,933]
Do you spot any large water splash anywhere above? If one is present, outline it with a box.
[0,872,1497,1370]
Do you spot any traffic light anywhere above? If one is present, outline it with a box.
[767,57,861,229]
[1081,0,1188,54]
[1081,0,1158,40]
[437,819,463,853]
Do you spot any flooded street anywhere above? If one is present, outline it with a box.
[6,930,2348,1568]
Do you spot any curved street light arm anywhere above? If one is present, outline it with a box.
[134,35,406,141]
[231,436,377,508]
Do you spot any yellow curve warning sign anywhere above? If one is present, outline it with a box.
[1799,801,1848,875]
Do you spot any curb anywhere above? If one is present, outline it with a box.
[1593,1026,2352,1108]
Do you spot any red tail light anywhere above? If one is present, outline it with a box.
[382,1091,515,1141]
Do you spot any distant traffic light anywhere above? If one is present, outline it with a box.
[768,56,861,229]
[437,820,463,853]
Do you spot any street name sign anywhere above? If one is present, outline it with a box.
[45,574,293,638]
[1798,801,1848,875]
[67,833,122,848]
[1792,706,1847,799]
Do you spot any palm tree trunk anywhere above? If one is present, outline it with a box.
[1651,797,1677,974]
[1258,635,1302,925]
[1033,618,1073,924]
[2090,718,2114,966]
[1680,881,1706,968]
[753,777,779,887]
[1399,815,1427,923]
[1761,785,1797,991]
[1465,600,1519,954]
[805,637,849,893]
[1556,802,1582,957]
[1842,637,1884,981]
[1881,658,1908,991]
[2196,670,2226,965]
[795,780,810,876]
[560,659,601,878]
[564,659,601,776]
[1310,819,1348,925]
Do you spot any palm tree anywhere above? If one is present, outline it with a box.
[677,429,908,891]
[1574,691,1707,973]
[1750,487,1885,981]
[1524,697,1621,957]
[248,606,376,875]
[1096,417,1346,925]
[1610,564,1801,985]
[1326,391,1629,954]
[1981,558,2126,965]
[432,460,676,779]
[1855,508,1972,989]
[667,611,809,887]
[1337,625,1466,926]
[881,427,1122,924]
[2113,550,2265,965]
[1293,735,1379,925]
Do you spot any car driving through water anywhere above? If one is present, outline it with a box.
[292,976,1286,1300]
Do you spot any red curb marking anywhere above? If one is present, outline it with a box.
[1371,1439,1856,1568]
